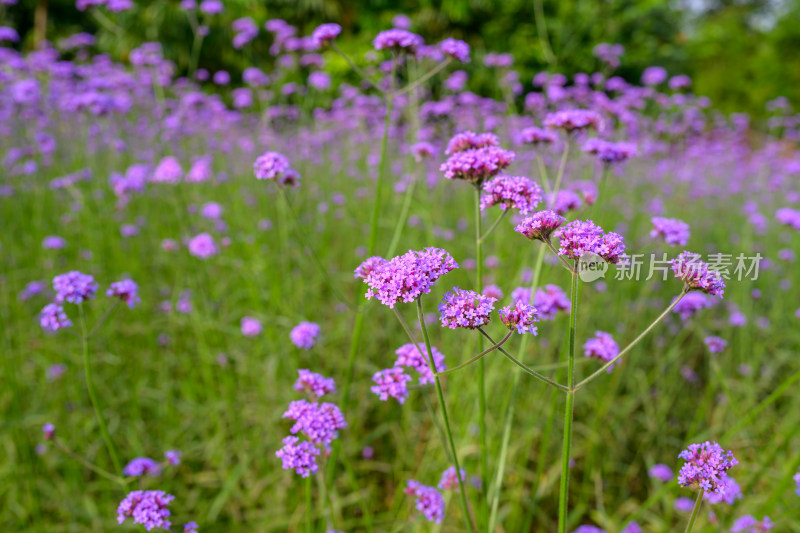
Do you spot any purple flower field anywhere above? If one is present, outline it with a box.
[2,3,800,532]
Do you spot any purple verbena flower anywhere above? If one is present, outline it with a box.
[730,515,774,532]
[438,466,466,490]
[371,367,412,403]
[649,464,673,482]
[290,322,320,349]
[550,190,582,215]
[776,207,800,230]
[672,251,726,297]
[253,151,290,181]
[534,284,571,320]
[354,256,386,279]
[582,138,637,164]
[40,303,72,332]
[373,29,424,54]
[117,490,174,530]
[651,217,690,246]
[282,400,346,448]
[123,457,162,477]
[520,126,557,145]
[42,423,55,440]
[183,522,199,533]
[275,436,320,477]
[704,336,728,353]
[405,480,445,523]
[240,316,262,337]
[673,292,716,320]
[544,109,604,132]
[480,175,542,214]
[440,145,515,185]
[165,450,181,466]
[394,343,445,384]
[498,302,539,334]
[362,248,458,308]
[439,38,470,62]
[107,279,140,308]
[677,441,738,494]
[444,131,500,155]
[515,210,565,241]
[584,331,620,370]
[311,23,341,47]
[438,287,496,329]
[553,220,626,264]
[705,475,742,505]
[53,271,98,304]
[187,233,217,259]
[294,369,336,398]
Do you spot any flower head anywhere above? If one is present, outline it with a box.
[107,279,140,308]
[582,138,636,164]
[544,109,604,132]
[165,450,181,465]
[42,423,55,440]
[550,190,583,215]
[520,126,557,145]
[282,400,346,448]
[354,256,386,279]
[275,436,320,477]
[394,343,445,384]
[651,217,690,246]
[117,490,174,530]
[673,292,716,320]
[187,233,217,259]
[371,367,412,404]
[363,248,458,308]
[730,515,774,532]
[53,271,98,304]
[253,151,290,181]
[439,38,470,62]
[440,145,515,185]
[584,331,620,370]
[649,464,673,482]
[405,480,445,523]
[671,251,725,297]
[704,475,742,505]
[40,303,72,332]
[439,287,496,329]
[775,207,800,230]
[294,369,336,398]
[311,23,341,47]
[677,441,738,494]
[373,29,424,54]
[240,316,262,337]
[123,457,162,477]
[515,210,565,241]
[553,220,626,264]
[480,175,542,214]
[290,322,320,349]
[438,466,466,490]
[534,284,571,320]
[445,131,499,155]
[183,522,199,533]
[704,336,728,353]
[498,302,539,334]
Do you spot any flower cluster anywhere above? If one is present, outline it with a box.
[439,38,470,63]
[53,271,98,304]
[520,126,557,145]
[277,373,345,476]
[253,151,299,186]
[704,475,741,505]
[290,322,320,349]
[730,515,774,532]
[294,369,336,398]
[671,251,726,297]
[677,441,738,494]
[651,217,691,246]
[353,256,386,279]
[673,292,716,320]
[123,457,162,477]
[371,367,412,404]
[553,220,626,264]
[117,491,174,530]
[438,287,497,329]
[582,138,637,164]
[551,190,583,215]
[498,302,539,334]
[533,284,571,320]
[583,331,620,370]
[405,480,445,523]
[438,466,466,490]
[514,210,565,241]
[40,303,72,332]
[362,248,458,308]
[775,207,800,230]
[704,336,728,353]
[480,175,543,214]
[444,131,499,155]
[440,145,516,185]
[394,343,446,385]
[107,279,140,308]
[544,109,604,132]
[311,23,341,48]
[373,29,424,54]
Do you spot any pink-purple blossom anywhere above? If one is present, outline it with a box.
[515,210,565,241]
[480,175,543,214]
[438,287,497,329]
[370,367,412,403]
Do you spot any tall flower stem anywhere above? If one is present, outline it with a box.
[416,299,477,533]
[478,329,568,392]
[478,210,509,243]
[474,185,488,522]
[557,269,579,533]
[437,331,513,376]
[589,165,609,220]
[392,58,452,96]
[331,42,383,94]
[53,438,126,485]
[551,138,571,197]
[78,305,121,475]
[573,291,686,391]
[305,475,313,533]
[536,153,552,193]
[684,489,705,533]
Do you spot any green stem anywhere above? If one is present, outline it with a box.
[474,185,488,524]
[573,291,686,392]
[367,72,394,255]
[533,0,556,65]
[437,331,513,377]
[53,438,126,485]
[87,301,119,339]
[478,329,569,392]
[683,489,705,533]
[544,237,576,273]
[588,165,609,221]
[305,475,312,533]
[536,153,552,194]
[386,171,418,257]
[557,270,579,533]
[479,209,509,243]
[79,305,121,474]
[331,42,383,94]
[392,58,452,96]
[416,299,477,533]
[188,31,205,78]
[551,139,571,203]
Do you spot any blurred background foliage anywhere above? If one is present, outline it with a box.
[2,0,799,115]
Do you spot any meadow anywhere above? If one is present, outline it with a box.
[2,8,800,533]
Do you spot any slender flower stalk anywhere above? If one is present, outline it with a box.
[557,268,579,533]
[416,299,477,533]
[437,331,513,376]
[392,58,452,96]
[478,210,509,243]
[551,138,571,197]
[474,184,488,523]
[684,489,705,533]
[52,438,127,484]
[589,165,609,220]
[536,153,552,194]
[478,329,568,392]
[573,291,687,391]
[305,476,312,533]
[78,305,121,474]
[330,42,383,93]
